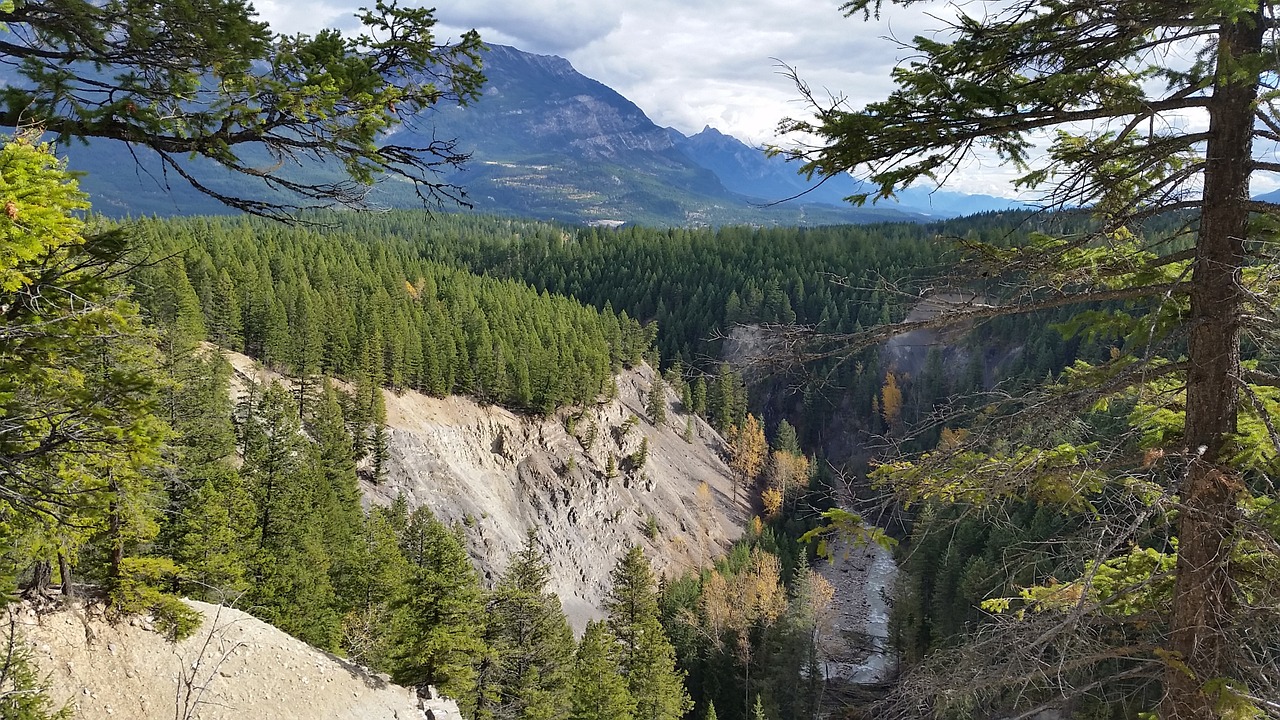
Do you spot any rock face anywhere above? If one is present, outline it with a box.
[12,599,444,720]
[367,363,745,631]
[227,352,744,632]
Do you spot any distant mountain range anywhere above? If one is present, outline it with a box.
[62,44,1021,226]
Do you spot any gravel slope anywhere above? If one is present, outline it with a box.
[12,599,448,720]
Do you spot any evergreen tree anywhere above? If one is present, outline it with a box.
[776,0,1280,713]
[691,378,708,418]
[771,420,800,456]
[605,547,661,661]
[647,377,667,426]
[0,1,485,217]
[0,138,168,606]
[240,381,340,649]
[169,478,251,603]
[341,507,410,669]
[605,547,691,720]
[569,621,634,720]
[390,507,485,703]
[307,382,364,611]
[476,531,574,720]
[0,628,71,719]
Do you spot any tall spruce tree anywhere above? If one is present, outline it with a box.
[647,377,668,426]
[569,620,635,720]
[476,531,575,720]
[0,138,167,603]
[390,507,485,704]
[240,381,340,648]
[604,547,691,720]
[778,0,1280,716]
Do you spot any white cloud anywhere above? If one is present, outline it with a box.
[256,0,1025,196]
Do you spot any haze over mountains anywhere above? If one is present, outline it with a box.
[68,44,1020,225]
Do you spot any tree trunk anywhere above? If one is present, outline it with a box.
[1162,10,1262,719]
[57,551,74,599]
[22,560,52,600]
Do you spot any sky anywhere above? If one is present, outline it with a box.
[252,1,1274,198]
[252,0,1035,194]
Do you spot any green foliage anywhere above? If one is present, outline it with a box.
[390,508,485,701]
[108,557,203,641]
[569,621,634,720]
[476,532,575,720]
[644,514,659,540]
[631,438,650,471]
[239,381,342,649]
[771,420,800,456]
[605,547,691,720]
[0,0,485,218]
[772,0,1280,711]
[0,136,168,603]
[135,214,654,415]
[647,377,668,425]
[0,625,71,720]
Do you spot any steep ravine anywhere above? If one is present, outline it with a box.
[226,351,745,631]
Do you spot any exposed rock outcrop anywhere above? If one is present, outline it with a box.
[226,352,744,632]
[368,363,744,631]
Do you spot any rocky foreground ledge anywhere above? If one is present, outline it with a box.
[10,599,461,720]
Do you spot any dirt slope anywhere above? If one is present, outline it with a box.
[12,599,452,720]
[226,352,744,631]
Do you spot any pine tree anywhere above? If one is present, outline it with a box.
[569,621,634,720]
[170,477,250,603]
[307,382,364,611]
[771,420,800,456]
[691,378,708,418]
[476,531,574,720]
[0,2,485,218]
[341,507,410,669]
[240,381,340,649]
[604,547,691,720]
[0,137,171,604]
[390,507,485,702]
[647,377,667,426]
[776,0,1280,714]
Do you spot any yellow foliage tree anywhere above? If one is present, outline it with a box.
[764,450,811,516]
[699,549,788,718]
[727,414,767,505]
[760,487,783,519]
[881,371,903,429]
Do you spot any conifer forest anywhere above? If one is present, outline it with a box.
[3,1,1280,720]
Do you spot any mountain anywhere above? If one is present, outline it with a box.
[1254,187,1280,203]
[670,124,1022,217]
[58,44,1006,225]
[419,45,921,226]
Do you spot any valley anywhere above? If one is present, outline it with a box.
[4,2,1278,718]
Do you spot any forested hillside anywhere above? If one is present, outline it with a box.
[119,208,1143,720]
[134,216,655,415]
[10,133,1262,720]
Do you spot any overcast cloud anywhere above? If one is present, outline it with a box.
[253,0,1032,196]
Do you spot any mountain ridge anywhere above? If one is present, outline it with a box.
[62,43,1012,225]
